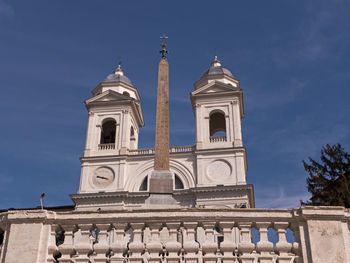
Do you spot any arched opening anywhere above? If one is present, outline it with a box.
[175,175,184,189]
[100,119,116,144]
[123,91,130,97]
[209,111,227,142]
[209,111,226,136]
[130,127,135,138]
[139,176,148,191]
[130,126,136,149]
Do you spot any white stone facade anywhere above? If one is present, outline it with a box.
[77,58,252,209]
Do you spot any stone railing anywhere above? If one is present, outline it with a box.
[129,148,156,155]
[1,207,350,262]
[170,145,196,153]
[210,135,227,143]
[46,209,300,263]
[98,143,116,150]
[128,145,195,155]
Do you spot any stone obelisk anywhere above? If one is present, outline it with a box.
[148,36,175,203]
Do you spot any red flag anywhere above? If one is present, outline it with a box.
[40,192,46,200]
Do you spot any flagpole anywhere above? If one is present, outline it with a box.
[40,192,45,210]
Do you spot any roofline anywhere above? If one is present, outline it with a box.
[0,205,75,213]
[92,81,141,101]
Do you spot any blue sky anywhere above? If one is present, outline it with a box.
[0,0,349,209]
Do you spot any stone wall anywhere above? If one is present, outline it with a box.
[0,206,349,263]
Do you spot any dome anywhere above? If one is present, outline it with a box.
[102,65,134,87]
[201,56,233,78]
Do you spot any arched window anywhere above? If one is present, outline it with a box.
[130,127,135,140]
[139,176,148,191]
[123,91,130,97]
[209,111,226,136]
[175,175,184,189]
[100,119,116,144]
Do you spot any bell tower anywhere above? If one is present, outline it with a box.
[191,56,247,186]
[78,64,144,194]
[191,56,244,150]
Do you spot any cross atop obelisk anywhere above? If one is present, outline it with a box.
[160,35,168,59]
[148,35,175,199]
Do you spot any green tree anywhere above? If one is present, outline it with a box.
[303,144,350,207]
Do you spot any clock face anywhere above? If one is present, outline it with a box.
[92,167,115,188]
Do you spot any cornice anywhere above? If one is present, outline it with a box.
[92,81,141,100]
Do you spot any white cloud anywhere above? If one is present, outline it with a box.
[256,186,310,209]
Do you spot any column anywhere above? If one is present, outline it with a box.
[183,222,199,263]
[201,222,217,263]
[219,222,237,263]
[73,224,93,263]
[47,225,58,263]
[237,222,254,263]
[92,224,110,262]
[274,222,292,263]
[256,222,273,263]
[146,223,163,263]
[165,222,182,263]
[128,223,145,263]
[110,223,128,263]
[58,225,76,263]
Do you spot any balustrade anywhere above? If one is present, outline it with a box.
[98,143,115,150]
[170,145,196,153]
[128,145,195,155]
[209,135,227,143]
[49,217,300,263]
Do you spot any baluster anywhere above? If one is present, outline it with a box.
[237,222,254,263]
[129,223,145,263]
[256,222,273,263]
[274,222,292,263]
[146,222,163,263]
[47,225,58,263]
[219,222,237,263]
[202,222,217,263]
[183,222,199,263]
[165,222,182,263]
[92,224,110,262]
[290,222,301,263]
[58,225,76,263]
[110,223,128,263]
[74,224,93,263]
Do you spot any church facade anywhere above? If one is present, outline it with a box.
[72,56,253,210]
[0,50,349,263]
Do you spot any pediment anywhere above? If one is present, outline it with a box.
[191,81,240,96]
[86,90,133,105]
